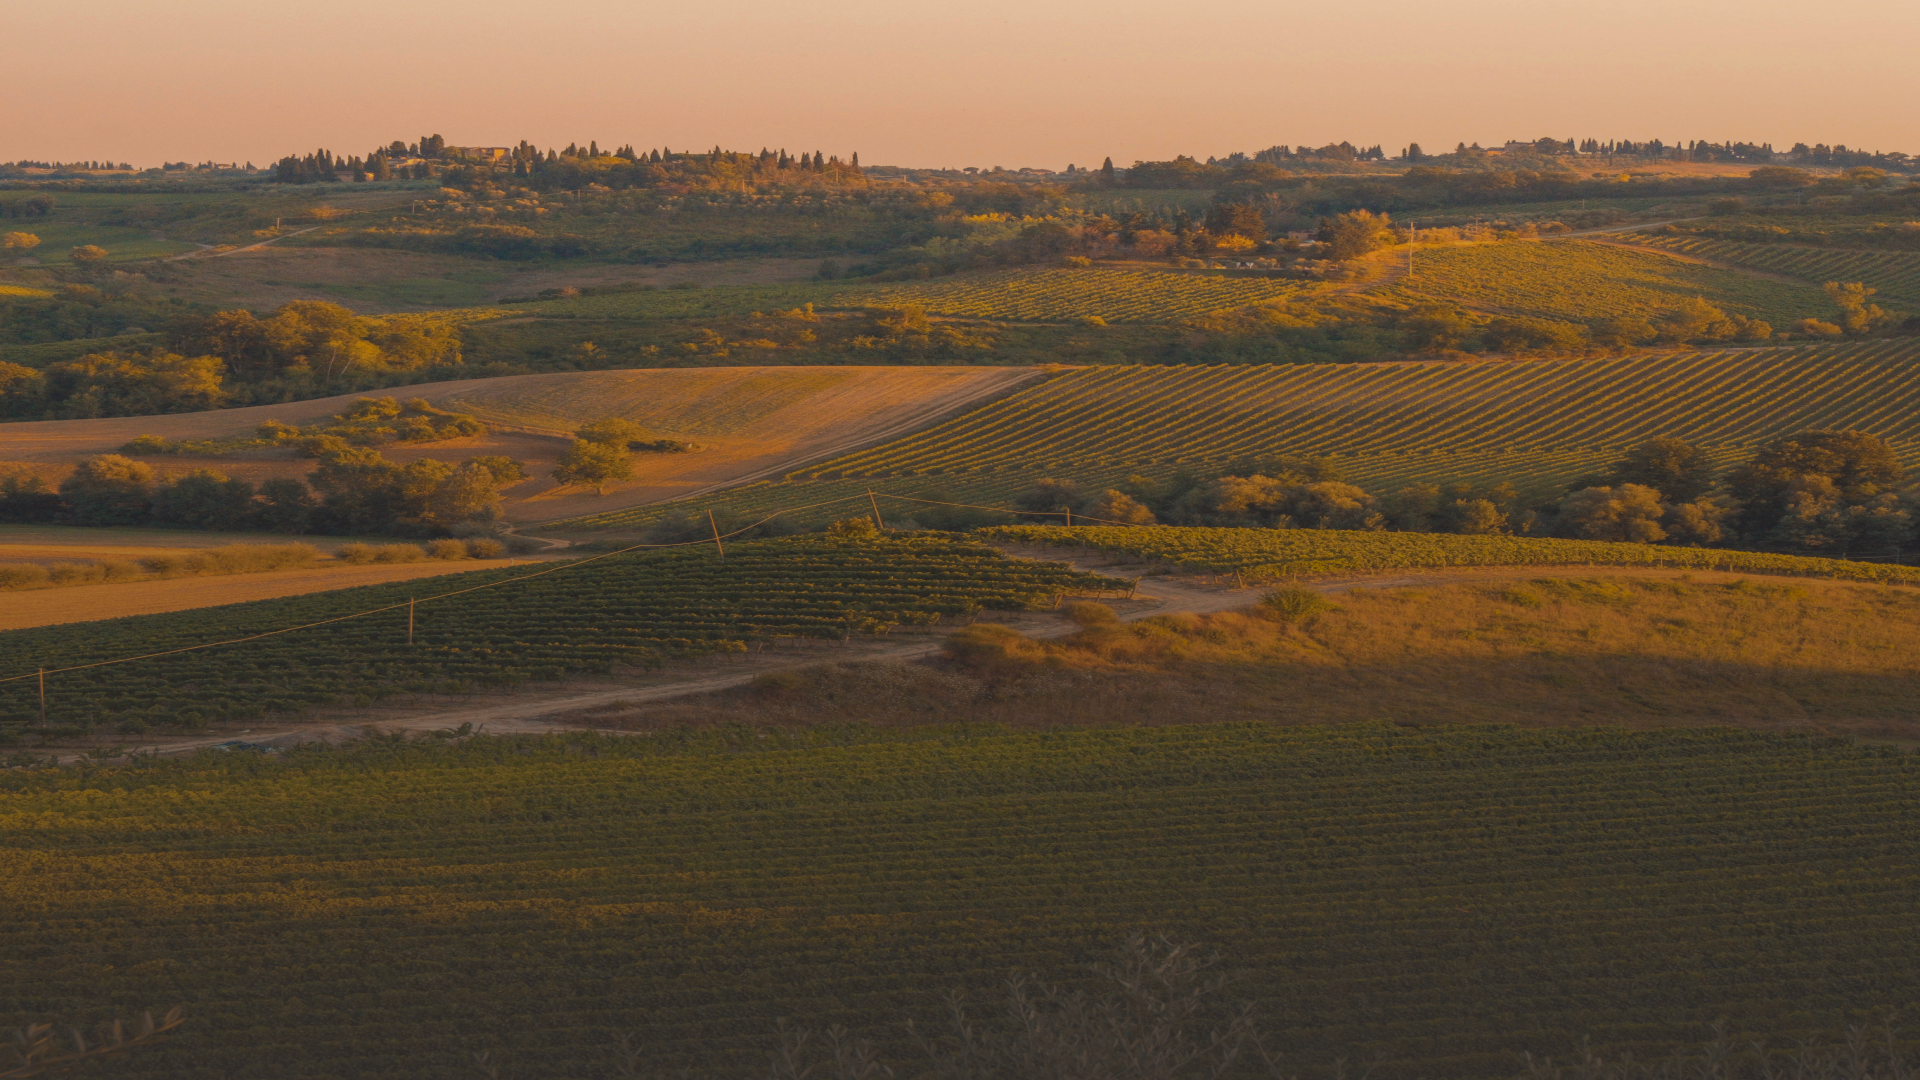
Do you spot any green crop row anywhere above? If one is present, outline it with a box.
[980,525,1920,585]
[1623,234,1920,305]
[3,723,1917,1079]
[0,535,1124,732]
[849,267,1319,323]
[549,341,1920,533]
[1379,238,1834,325]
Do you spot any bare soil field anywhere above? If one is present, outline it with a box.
[0,365,1043,524]
[0,557,563,633]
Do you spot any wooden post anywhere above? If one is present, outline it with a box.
[708,509,725,559]
[1065,507,1073,527]
[38,669,47,726]
[408,598,415,645]
[867,489,885,530]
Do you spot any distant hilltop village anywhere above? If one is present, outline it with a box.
[4,133,1911,181]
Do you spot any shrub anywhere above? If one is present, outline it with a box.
[464,538,505,559]
[1260,587,1335,622]
[1062,601,1119,627]
[826,517,882,539]
[371,544,429,564]
[944,623,1048,669]
[0,564,51,590]
[334,543,375,565]
[428,539,469,560]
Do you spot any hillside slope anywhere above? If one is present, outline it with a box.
[554,340,1920,531]
[0,366,1039,523]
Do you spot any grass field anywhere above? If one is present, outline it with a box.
[505,280,867,320]
[849,267,1323,323]
[616,573,1920,734]
[983,525,1920,586]
[4,723,1918,1079]
[1379,238,1837,325]
[1623,233,1920,306]
[551,340,1920,531]
[0,218,200,263]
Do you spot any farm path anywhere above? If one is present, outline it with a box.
[62,561,1833,763]
[167,226,325,261]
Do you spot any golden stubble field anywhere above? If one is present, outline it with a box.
[0,365,1042,525]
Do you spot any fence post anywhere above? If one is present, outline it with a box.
[708,509,726,560]
[867,489,885,530]
[38,668,47,726]
[408,598,415,645]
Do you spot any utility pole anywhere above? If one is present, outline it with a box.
[866,489,885,530]
[708,509,725,559]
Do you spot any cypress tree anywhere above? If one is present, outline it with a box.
[1100,157,1115,183]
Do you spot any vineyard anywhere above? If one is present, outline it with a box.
[0,535,1122,733]
[982,525,1920,586]
[1621,233,1920,306]
[1379,239,1832,325]
[3,724,1918,1079]
[849,267,1322,323]
[503,281,868,320]
[551,341,1920,531]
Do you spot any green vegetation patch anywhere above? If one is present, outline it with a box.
[504,280,868,320]
[849,267,1320,323]
[0,534,1122,732]
[982,524,1920,585]
[3,724,1918,1078]
[1382,238,1834,326]
[1626,233,1920,306]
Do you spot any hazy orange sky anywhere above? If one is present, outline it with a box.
[17,0,1919,168]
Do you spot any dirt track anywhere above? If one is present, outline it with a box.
[62,559,1888,762]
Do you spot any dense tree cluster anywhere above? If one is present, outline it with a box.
[1005,431,1916,558]
[0,447,519,536]
[268,132,868,194]
[169,301,462,378]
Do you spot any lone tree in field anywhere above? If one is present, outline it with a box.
[2,231,40,255]
[1318,209,1396,260]
[68,244,109,269]
[551,439,633,494]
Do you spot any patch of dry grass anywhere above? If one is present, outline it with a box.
[591,576,1920,736]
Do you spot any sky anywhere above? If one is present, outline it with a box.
[16,0,1920,170]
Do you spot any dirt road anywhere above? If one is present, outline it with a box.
[57,559,1855,762]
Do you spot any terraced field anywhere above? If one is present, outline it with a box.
[1380,238,1833,325]
[853,267,1321,323]
[1622,233,1920,306]
[6,724,1919,1079]
[552,340,1920,531]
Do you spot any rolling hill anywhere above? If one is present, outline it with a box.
[551,339,1920,531]
[0,366,1038,523]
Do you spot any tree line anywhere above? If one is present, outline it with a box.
[0,301,465,421]
[0,447,524,538]
[267,133,869,194]
[985,430,1916,560]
